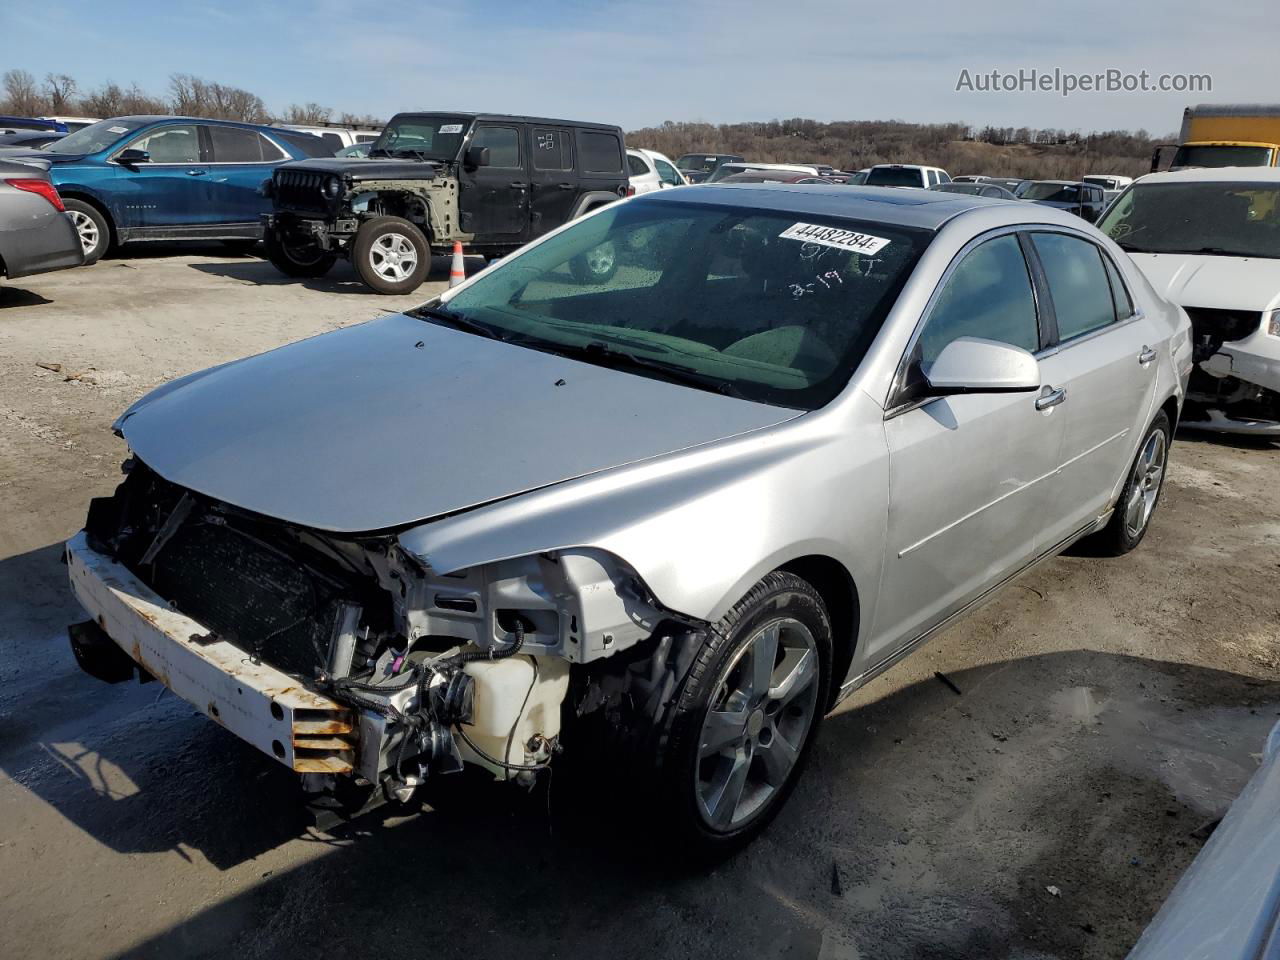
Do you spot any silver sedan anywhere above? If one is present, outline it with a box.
[67,184,1192,854]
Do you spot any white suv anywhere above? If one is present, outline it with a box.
[627,148,687,194]
[865,164,951,188]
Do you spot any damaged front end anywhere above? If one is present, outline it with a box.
[67,459,673,804]
[1183,307,1280,436]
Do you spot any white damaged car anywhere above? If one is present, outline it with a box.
[67,185,1189,853]
[1099,167,1280,436]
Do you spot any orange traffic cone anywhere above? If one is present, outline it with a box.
[449,241,466,287]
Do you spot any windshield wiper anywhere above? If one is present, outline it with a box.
[553,341,745,398]
[409,304,508,341]
[1164,246,1256,258]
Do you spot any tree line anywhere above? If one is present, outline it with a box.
[0,69,381,127]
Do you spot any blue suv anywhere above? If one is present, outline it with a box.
[7,116,331,263]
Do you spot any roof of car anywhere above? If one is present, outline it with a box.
[1138,166,1280,184]
[637,182,1026,230]
[392,111,621,132]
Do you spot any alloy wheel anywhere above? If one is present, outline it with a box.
[695,617,820,831]
[70,210,99,256]
[369,232,418,282]
[1123,428,1167,538]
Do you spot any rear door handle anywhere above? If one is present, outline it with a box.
[1035,386,1067,410]
[186,169,206,177]
[510,181,527,189]
[557,182,574,190]
[1138,345,1157,366]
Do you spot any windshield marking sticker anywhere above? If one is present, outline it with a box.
[779,222,890,254]
[108,125,129,134]
[438,124,464,134]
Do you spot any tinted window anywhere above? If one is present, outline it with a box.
[1102,253,1134,320]
[1032,233,1116,340]
[273,130,332,158]
[579,131,623,174]
[533,128,571,171]
[473,125,520,168]
[208,125,278,163]
[866,167,925,187]
[1023,183,1081,202]
[131,124,201,163]
[918,234,1039,365]
[627,154,650,177]
[439,200,932,409]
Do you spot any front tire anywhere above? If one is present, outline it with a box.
[264,229,336,278]
[351,216,429,294]
[1089,411,1171,555]
[64,199,110,265]
[659,571,831,855]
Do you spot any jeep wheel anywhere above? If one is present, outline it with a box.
[569,240,618,284]
[353,216,430,294]
[265,230,336,278]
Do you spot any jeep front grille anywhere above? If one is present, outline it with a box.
[274,169,331,214]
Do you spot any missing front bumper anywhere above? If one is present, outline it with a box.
[65,531,357,775]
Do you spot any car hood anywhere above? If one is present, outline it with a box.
[117,313,801,533]
[1127,252,1280,313]
[277,157,442,181]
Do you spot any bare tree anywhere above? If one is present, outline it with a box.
[2,69,44,115]
[286,102,332,124]
[168,73,266,121]
[337,111,384,128]
[44,73,78,113]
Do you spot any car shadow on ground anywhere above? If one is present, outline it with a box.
[187,253,471,296]
[0,285,54,308]
[3,536,1278,960]
[1177,426,1279,452]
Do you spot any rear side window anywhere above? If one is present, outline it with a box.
[627,154,649,177]
[473,125,520,168]
[208,126,285,163]
[1102,253,1134,320]
[918,234,1040,364]
[579,131,623,174]
[1032,233,1116,341]
[533,128,572,171]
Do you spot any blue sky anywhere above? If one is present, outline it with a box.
[1,0,1273,133]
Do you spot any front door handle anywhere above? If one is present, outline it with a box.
[186,169,206,176]
[510,181,527,189]
[1035,386,1067,410]
[1138,345,1157,366]
[557,182,574,190]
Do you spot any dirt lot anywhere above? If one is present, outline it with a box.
[2,246,1278,960]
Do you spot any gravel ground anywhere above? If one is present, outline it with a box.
[1,245,1278,960]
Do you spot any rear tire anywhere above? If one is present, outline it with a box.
[351,216,429,294]
[264,229,336,278]
[1088,411,1171,556]
[64,199,110,265]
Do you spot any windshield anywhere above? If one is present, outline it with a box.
[1023,183,1080,202]
[427,199,932,409]
[865,167,923,187]
[1172,144,1274,169]
[1098,182,1280,259]
[44,118,146,155]
[1082,176,1117,189]
[677,155,737,173]
[369,115,471,160]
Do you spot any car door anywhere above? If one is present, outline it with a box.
[528,127,578,238]
[872,231,1066,660]
[459,122,529,241]
[112,123,208,231]
[203,125,291,228]
[1027,231,1160,539]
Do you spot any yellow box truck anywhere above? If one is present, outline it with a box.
[1162,103,1280,170]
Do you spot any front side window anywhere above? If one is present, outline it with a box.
[917,234,1040,366]
[1098,182,1280,260]
[429,200,933,409]
[654,158,683,185]
[1031,232,1116,341]
[129,124,201,163]
[473,125,520,168]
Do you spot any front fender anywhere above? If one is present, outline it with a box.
[397,397,888,630]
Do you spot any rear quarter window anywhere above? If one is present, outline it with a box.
[579,131,624,174]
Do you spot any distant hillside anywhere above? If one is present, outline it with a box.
[629,119,1172,179]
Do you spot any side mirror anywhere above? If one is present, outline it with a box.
[464,145,490,168]
[115,148,150,166]
[924,337,1040,395]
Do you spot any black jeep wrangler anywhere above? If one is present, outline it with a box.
[262,112,629,293]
